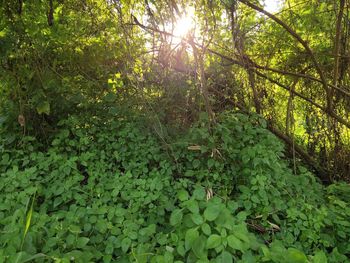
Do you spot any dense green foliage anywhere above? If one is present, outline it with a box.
[1,0,350,262]
[1,0,349,178]
[1,111,349,262]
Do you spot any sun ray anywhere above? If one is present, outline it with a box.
[168,7,195,46]
[264,0,282,13]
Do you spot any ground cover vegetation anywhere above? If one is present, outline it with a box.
[0,0,349,262]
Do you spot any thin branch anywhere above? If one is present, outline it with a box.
[253,70,324,110]
[253,70,350,127]
[254,63,350,97]
[238,0,332,111]
[131,14,350,128]
[209,48,350,127]
[333,0,345,89]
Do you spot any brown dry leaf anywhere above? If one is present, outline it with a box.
[188,145,201,151]
[211,148,223,158]
[206,188,213,201]
[267,220,281,231]
[18,115,25,127]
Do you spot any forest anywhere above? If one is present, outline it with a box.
[0,0,349,262]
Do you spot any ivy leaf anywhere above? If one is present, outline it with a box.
[206,234,221,249]
[170,209,183,226]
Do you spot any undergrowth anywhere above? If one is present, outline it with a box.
[0,111,349,262]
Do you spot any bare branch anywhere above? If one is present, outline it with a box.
[333,0,345,89]
[131,14,350,128]
[238,0,332,111]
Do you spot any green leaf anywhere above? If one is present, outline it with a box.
[232,224,250,243]
[170,209,183,226]
[14,252,46,263]
[227,235,244,252]
[192,236,206,258]
[104,92,117,102]
[178,189,189,201]
[121,237,131,253]
[251,195,259,203]
[313,251,327,263]
[185,199,199,214]
[164,251,174,262]
[204,204,221,221]
[201,223,211,236]
[22,193,36,247]
[105,243,114,254]
[171,233,179,242]
[208,159,215,168]
[1,153,9,164]
[69,225,81,233]
[193,159,200,168]
[76,237,89,248]
[219,251,233,263]
[191,213,204,225]
[193,187,206,200]
[206,234,221,249]
[177,244,186,257]
[185,228,199,251]
[286,248,308,263]
[36,101,50,115]
[66,234,75,246]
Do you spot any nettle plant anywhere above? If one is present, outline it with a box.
[0,111,349,262]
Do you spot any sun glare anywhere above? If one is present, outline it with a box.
[173,16,194,37]
[264,0,282,14]
[169,7,195,45]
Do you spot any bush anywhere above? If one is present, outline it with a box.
[0,111,349,262]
